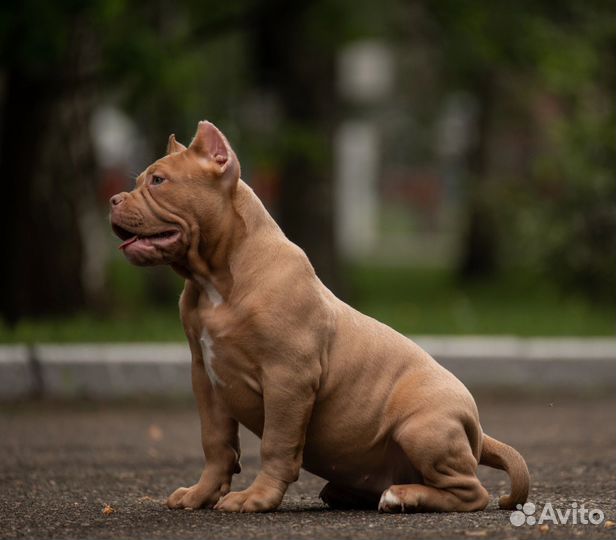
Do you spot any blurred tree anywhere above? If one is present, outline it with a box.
[2,0,612,328]
[423,0,615,292]
[498,2,616,298]
[0,0,351,324]
[100,0,344,293]
[0,2,98,323]
[424,1,537,279]
[251,1,340,291]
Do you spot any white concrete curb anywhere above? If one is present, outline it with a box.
[0,345,32,399]
[413,336,616,393]
[413,336,616,361]
[35,344,191,398]
[0,337,614,399]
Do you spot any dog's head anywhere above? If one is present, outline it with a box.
[109,121,240,266]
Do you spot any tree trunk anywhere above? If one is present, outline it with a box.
[252,2,341,294]
[458,76,498,280]
[0,18,97,324]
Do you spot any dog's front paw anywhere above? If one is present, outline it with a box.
[213,488,280,513]
[167,480,230,510]
[213,473,286,513]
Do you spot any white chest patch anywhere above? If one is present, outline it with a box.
[195,276,223,307]
[200,327,224,387]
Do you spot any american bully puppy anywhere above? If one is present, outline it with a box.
[109,120,529,513]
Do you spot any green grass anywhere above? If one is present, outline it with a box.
[0,309,185,343]
[0,266,613,343]
[348,266,615,336]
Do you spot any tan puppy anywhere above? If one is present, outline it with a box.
[110,121,529,513]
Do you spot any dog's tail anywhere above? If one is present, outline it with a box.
[479,434,530,509]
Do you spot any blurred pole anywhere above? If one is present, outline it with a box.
[335,121,379,259]
[335,41,393,260]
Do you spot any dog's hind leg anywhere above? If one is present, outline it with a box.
[378,417,490,513]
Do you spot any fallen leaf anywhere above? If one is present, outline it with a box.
[102,504,114,515]
[148,424,163,442]
[604,520,615,529]
[539,524,549,533]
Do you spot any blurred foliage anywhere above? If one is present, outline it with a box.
[419,0,616,296]
[522,7,615,297]
[1,0,614,333]
[505,5,614,298]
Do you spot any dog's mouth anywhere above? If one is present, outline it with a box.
[112,223,181,251]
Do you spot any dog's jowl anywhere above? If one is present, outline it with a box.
[110,120,530,513]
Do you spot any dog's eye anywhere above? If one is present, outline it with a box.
[151,175,166,186]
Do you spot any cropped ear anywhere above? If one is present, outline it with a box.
[167,134,187,154]
[189,120,240,185]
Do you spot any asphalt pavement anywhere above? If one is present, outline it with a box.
[1,393,614,539]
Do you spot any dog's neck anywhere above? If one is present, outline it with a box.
[173,180,281,301]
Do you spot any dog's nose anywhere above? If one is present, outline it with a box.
[110,193,126,207]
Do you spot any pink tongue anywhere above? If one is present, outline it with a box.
[119,236,138,250]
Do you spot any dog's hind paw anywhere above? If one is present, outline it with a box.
[378,488,405,513]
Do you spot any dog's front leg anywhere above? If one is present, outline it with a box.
[214,367,318,513]
[167,340,240,510]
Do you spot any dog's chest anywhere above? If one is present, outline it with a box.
[199,324,222,385]
[194,280,263,402]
